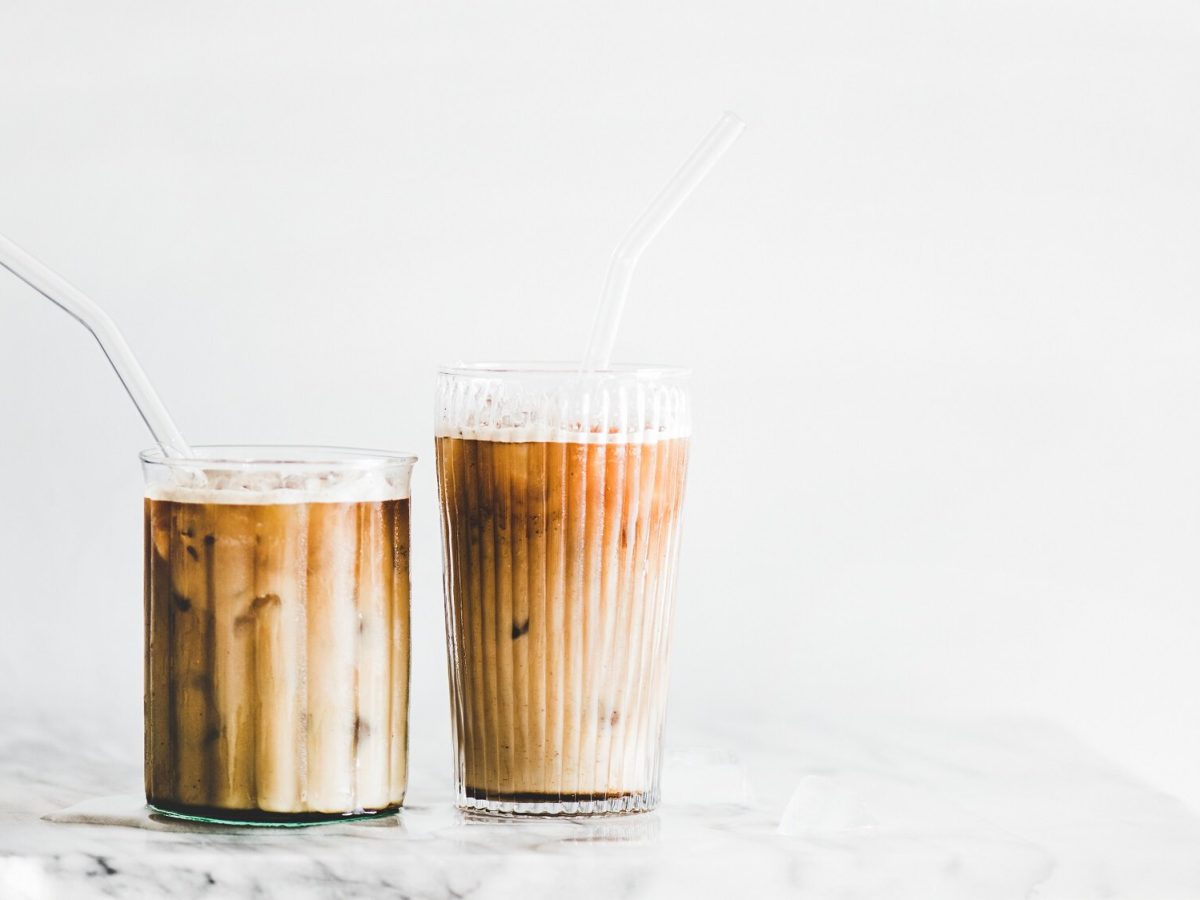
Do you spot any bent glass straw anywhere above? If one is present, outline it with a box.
[0,231,192,457]
[582,111,746,373]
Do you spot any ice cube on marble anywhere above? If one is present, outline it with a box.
[777,775,878,836]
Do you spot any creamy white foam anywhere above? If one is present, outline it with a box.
[436,371,691,445]
[147,468,410,505]
[434,423,690,444]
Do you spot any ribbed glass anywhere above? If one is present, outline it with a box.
[141,446,415,825]
[435,365,690,816]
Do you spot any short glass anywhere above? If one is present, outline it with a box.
[141,446,416,825]
[435,364,691,816]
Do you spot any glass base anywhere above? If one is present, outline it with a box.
[148,801,399,827]
[457,787,658,818]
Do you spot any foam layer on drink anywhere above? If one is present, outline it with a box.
[146,468,409,504]
[436,373,691,444]
[435,422,690,443]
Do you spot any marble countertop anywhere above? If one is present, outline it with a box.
[2,709,1199,899]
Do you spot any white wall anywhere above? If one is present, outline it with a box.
[2,0,1199,809]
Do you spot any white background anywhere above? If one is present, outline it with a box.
[2,1,1199,810]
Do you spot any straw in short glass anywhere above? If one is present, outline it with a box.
[581,111,746,373]
[0,231,192,457]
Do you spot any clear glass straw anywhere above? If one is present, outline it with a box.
[581,111,746,373]
[0,231,193,457]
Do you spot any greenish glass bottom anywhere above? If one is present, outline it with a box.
[148,801,399,827]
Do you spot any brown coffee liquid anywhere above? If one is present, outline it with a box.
[144,497,410,821]
[437,436,689,808]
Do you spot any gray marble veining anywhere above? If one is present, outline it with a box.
[2,711,1199,898]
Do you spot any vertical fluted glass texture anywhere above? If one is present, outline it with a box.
[436,365,690,815]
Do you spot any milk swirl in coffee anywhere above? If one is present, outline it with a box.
[142,455,412,823]
[436,367,690,815]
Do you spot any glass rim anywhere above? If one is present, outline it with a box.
[438,361,691,378]
[139,444,418,470]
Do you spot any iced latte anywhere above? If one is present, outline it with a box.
[436,365,690,815]
[141,447,415,824]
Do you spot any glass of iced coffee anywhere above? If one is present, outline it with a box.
[436,364,690,816]
[141,446,416,825]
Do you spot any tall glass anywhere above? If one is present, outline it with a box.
[435,364,691,816]
[141,446,416,825]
